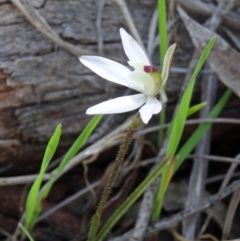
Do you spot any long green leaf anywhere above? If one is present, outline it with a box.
[39,115,103,199]
[167,37,216,156]
[28,115,103,227]
[96,156,173,241]
[24,124,61,230]
[158,0,168,65]
[152,36,216,221]
[166,102,207,136]
[158,0,168,146]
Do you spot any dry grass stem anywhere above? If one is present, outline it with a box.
[37,181,99,222]
[188,154,240,164]
[96,0,106,55]
[222,188,240,239]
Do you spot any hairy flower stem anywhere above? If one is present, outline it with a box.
[87,114,142,241]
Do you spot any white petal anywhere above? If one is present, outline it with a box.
[120,28,150,65]
[128,61,144,70]
[139,97,162,124]
[129,70,155,95]
[161,43,176,86]
[79,56,131,88]
[86,94,147,115]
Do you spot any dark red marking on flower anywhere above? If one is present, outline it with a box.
[144,65,160,73]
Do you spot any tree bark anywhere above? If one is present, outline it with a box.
[0,0,159,172]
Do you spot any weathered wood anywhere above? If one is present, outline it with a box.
[0,0,161,169]
[0,0,210,171]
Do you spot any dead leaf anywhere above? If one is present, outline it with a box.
[177,6,240,98]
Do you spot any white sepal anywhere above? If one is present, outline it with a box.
[120,28,150,65]
[161,43,176,86]
[139,96,162,124]
[79,56,131,88]
[86,94,147,114]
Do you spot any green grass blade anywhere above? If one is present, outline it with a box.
[152,36,216,221]
[158,0,168,65]
[187,102,207,117]
[39,115,103,200]
[158,0,168,146]
[175,89,232,171]
[96,156,173,241]
[24,124,61,230]
[167,36,216,156]
[166,102,206,137]
[19,223,35,241]
[24,115,103,228]
[28,116,102,228]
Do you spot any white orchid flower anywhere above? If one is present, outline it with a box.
[79,28,176,124]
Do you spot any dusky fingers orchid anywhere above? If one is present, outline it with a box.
[79,28,176,124]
